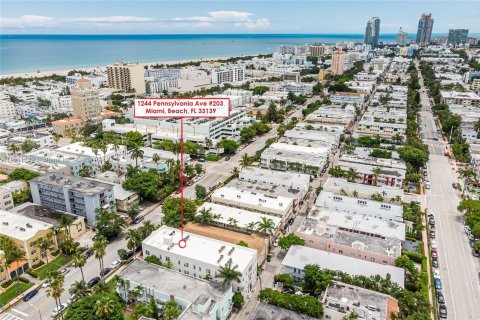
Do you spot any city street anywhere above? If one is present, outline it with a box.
[2,208,163,320]
[418,64,480,320]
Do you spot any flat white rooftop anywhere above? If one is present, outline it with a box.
[307,206,405,241]
[239,167,310,190]
[282,245,405,288]
[323,177,404,201]
[198,202,282,230]
[0,210,54,241]
[142,226,257,273]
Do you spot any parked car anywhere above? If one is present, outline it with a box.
[225,156,231,161]
[437,292,445,304]
[431,250,438,258]
[87,277,101,288]
[109,259,121,268]
[430,231,436,239]
[434,270,441,279]
[67,294,77,305]
[100,267,112,277]
[133,215,145,224]
[198,158,205,163]
[85,248,93,258]
[434,278,442,290]
[51,304,67,317]
[465,225,472,234]
[22,289,38,301]
[425,183,431,190]
[42,280,50,288]
[431,240,438,249]
[60,268,70,276]
[432,258,439,268]
[452,182,457,189]
[429,218,435,226]
[473,248,480,257]
[273,240,279,247]
[439,304,448,318]
[468,233,476,241]
[282,288,294,294]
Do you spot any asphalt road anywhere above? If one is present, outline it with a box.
[418,63,480,320]
[4,207,164,320]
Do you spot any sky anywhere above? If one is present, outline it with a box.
[1,1,479,35]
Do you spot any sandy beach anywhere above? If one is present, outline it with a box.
[0,54,260,79]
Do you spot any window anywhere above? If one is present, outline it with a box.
[178,260,181,265]
[184,262,189,267]
[31,250,36,255]
[198,267,202,271]
[145,250,150,255]
[338,250,343,254]
[193,265,196,270]
[206,269,211,274]
[165,256,170,262]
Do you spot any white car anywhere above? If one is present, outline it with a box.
[425,183,431,190]
[273,240,279,247]
[431,240,438,249]
[60,268,70,276]
[109,259,121,269]
[434,270,441,279]
[42,280,50,288]
[51,303,67,317]
[67,294,77,305]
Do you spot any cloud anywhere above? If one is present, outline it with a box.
[1,11,271,31]
[1,15,57,28]
[71,16,157,24]
[235,18,271,29]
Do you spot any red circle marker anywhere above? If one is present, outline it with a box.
[178,239,187,248]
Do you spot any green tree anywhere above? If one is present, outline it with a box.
[397,146,429,171]
[278,233,305,251]
[78,165,92,178]
[219,139,238,154]
[162,197,197,227]
[126,229,142,251]
[95,208,126,239]
[65,294,124,320]
[232,292,244,308]
[34,232,54,266]
[93,235,108,282]
[69,280,90,298]
[71,252,87,282]
[195,185,207,200]
[163,300,181,320]
[145,255,162,266]
[8,168,40,181]
[346,168,360,182]
[95,295,117,319]
[216,261,242,286]
[302,264,333,296]
[239,153,251,168]
[46,270,65,320]
[236,240,249,247]
[129,146,145,167]
[124,131,144,150]
[328,166,345,177]
[195,207,214,225]
[8,143,19,154]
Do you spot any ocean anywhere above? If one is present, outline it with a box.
[0,33,443,74]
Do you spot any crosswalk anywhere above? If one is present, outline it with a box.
[0,313,24,320]
[208,170,231,177]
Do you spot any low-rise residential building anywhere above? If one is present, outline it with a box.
[440,91,480,107]
[323,177,404,203]
[25,149,94,177]
[211,186,294,224]
[10,203,86,241]
[296,214,402,266]
[277,81,313,95]
[0,210,57,281]
[281,245,405,288]
[52,117,84,136]
[315,191,403,222]
[110,183,139,213]
[142,226,257,295]
[0,187,14,211]
[330,92,367,105]
[304,105,357,127]
[251,303,317,320]
[29,173,116,225]
[322,281,399,320]
[356,119,407,138]
[117,259,233,320]
[260,143,329,175]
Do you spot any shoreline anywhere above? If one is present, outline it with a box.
[0,54,268,79]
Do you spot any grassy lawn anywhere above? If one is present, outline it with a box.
[105,277,117,293]
[0,283,33,306]
[32,255,70,279]
[124,315,133,320]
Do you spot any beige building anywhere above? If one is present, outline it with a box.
[331,47,345,76]
[0,188,14,211]
[52,117,84,136]
[107,61,146,94]
[71,79,102,121]
[471,78,480,91]
[318,68,332,81]
[0,210,57,283]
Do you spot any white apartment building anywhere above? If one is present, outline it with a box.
[323,177,404,203]
[315,191,403,222]
[0,188,14,211]
[441,91,480,107]
[57,142,127,172]
[238,167,310,196]
[330,92,367,105]
[142,226,257,295]
[277,81,313,95]
[211,186,294,223]
[282,245,405,288]
[29,173,116,225]
[211,66,245,84]
[356,119,407,138]
[0,98,16,120]
[117,259,233,320]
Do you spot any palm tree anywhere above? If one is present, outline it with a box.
[114,275,128,301]
[46,270,65,320]
[231,166,239,178]
[93,235,108,282]
[126,164,140,178]
[152,153,161,170]
[10,247,24,290]
[69,280,90,298]
[139,220,158,239]
[129,146,144,167]
[126,229,142,251]
[92,281,110,294]
[371,167,383,186]
[216,261,242,287]
[131,284,144,302]
[53,135,61,146]
[346,168,360,183]
[256,217,275,235]
[8,143,19,154]
[71,252,87,282]
[328,166,345,178]
[196,207,214,225]
[244,222,257,232]
[59,215,74,242]
[391,133,404,145]
[228,217,239,229]
[35,232,54,266]
[239,153,250,168]
[95,295,116,319]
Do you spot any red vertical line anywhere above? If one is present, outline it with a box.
[180,118,185,240]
